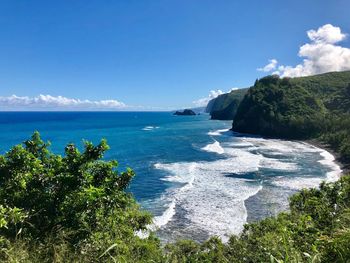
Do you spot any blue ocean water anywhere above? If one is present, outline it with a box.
[0,112,341,242]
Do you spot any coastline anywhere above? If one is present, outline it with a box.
[152,128,342,242]
[304,139,349,175]
[230,126,349,176]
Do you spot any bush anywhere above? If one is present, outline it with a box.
[0,132,162,262]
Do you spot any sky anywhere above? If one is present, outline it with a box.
[0,0,349,110]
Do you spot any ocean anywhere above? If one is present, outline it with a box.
[0,112,341,242]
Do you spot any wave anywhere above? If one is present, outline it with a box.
[260,141,342,190]
[153,200,176,228]
[201,141,225,154]
[259,158,298,171]
[135,197,177,239]
[207,129,231,136]
[153,152,263,241]
[272,176,324,190]
[142,126,159,131]
[148,135,342,242]
[149,163,197,230]
[318,150,342,182]
[294,141,342,182]
[241,137,321,154]
[157,162,196,186]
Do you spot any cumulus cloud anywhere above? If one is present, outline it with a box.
[192,90,224,107]
[0,94,127,111]
[257,59,278,72]
[307,24,346,44]
[258,24,350,77]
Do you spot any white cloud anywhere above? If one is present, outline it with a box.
[258,24,350,77]
[0,94,127,110]
[192,90,224,107]
[307,24,346,44]
[257,59,278,72]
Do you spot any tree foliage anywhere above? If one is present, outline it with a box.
[233,75,326,138]
[0,132,161,262]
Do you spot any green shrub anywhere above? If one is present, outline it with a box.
[0,132,162,262]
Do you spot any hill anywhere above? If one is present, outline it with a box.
[206,88,248,120]
[232,71,350,164]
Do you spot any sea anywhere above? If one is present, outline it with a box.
[0,111,342,242]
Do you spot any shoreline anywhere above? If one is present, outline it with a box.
[244,137,346,227]
[229,127,349,176]
[304,139,349,176]
[150,129,346,243]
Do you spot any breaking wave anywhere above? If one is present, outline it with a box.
[151,134,342,242]
[142,126,160,131]
[201,140,225,154]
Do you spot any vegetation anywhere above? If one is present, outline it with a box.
[233,75,325,138]
[288,70,350,102]
[321,83,350,165]
[0,132,161,262]
[0,132,350,262]
[208,70,350,121]
[321,113,350,164]
[232,71,350,163]
[206,88,248,120]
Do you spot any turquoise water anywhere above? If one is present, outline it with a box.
[0,112,341,242]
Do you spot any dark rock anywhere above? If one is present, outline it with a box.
[173,109,196,116]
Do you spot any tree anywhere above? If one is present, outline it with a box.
[0,132,161,262]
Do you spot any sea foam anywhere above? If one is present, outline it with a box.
[318,150,342,182]
[142,126,160,131]
[153,200,176,228]
[151,135,343,242]
[153,144,265,241]
[207,129,231,136]
[201,141,225,154]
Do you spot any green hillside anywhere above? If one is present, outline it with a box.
[289,70,350,100]
[206,88,248,120]
[232,71,350,163]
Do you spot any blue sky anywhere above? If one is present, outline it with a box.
[0,0,349,110]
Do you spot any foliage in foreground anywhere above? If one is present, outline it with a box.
[0,132,350,262]
[0,132,161,262]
